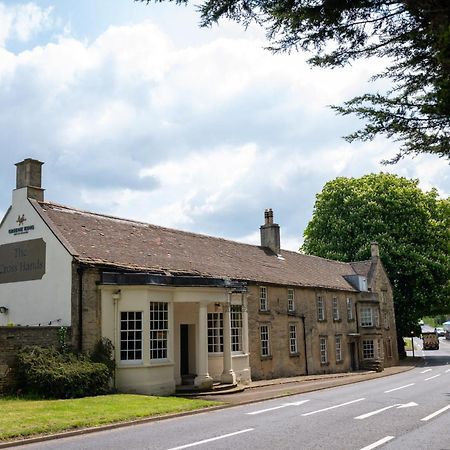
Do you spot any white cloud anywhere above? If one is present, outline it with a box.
[0,2,53,47]
[0,10,448,253]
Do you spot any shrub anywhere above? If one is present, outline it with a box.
[90,338,115,378]
[16,346,111,398]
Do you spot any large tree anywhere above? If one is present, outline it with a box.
[140,0,450,162]
[302,173,450,342]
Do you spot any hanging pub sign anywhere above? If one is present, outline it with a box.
[0,238,46,284]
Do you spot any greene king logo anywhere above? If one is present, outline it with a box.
[16,214,26,226]
[9,214,34,235]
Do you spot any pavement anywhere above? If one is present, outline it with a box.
[0,359,418,449]
[194,360,417,405]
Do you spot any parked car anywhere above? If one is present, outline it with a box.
[436,327,445,337]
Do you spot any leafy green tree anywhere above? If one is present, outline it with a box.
[139,0,450,162]
[302,173,450,341]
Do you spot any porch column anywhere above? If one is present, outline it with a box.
[194,302,214,389]
[221,293,236,384]
[242,293,249,354]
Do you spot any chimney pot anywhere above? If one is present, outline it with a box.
[15,158,45,201]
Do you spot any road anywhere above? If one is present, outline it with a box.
[10,338,450,450]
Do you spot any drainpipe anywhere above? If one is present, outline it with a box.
[77,266,84,353]
[355,300,360,370]
[112,290,121,390]
[300,314,309,375]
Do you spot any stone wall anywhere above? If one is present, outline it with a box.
[70,265,102,353]
[0,326,64,394]
[369,259,399,366]
[247,284,359,380]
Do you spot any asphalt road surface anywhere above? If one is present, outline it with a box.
[10,339,450,450]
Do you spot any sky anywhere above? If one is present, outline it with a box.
[0,1,448,251]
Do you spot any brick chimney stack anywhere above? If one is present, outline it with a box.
[15,158,44,201]
[260,208,280,255]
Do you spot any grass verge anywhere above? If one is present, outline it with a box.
[403,338,414,350]
[0,394,219,442]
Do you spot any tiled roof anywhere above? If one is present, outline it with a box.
[350,261,372,278]
[36,201,362,292]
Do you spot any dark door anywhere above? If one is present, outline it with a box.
[180,324,189,375]
[350,342,357,371]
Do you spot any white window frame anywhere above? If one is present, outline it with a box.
[208,312,223,353]
[335,335,342,362]
[289,324,298,354]
[287,288,295,312]
[317,296,325,321]
[346,298,353,321]
[360,306,374,327]
[320,336,328,364]
[120,311,143,363]
[231,305,243,352]
[149,302,169,361]
[260,286,268,311]
[260,324,270,357]
[374,308,380,327]
[362,339,375,360]
[332,297,340,321]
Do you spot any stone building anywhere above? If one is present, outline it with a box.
[0,159,398,394]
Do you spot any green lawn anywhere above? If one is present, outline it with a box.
[0,394,219,442]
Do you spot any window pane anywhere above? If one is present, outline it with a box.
[120,311,143,362]
[260,325,270,356]
[150,302,168,360]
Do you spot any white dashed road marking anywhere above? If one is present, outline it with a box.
[166,428,255,450]
[247,400,310,415]
[360,436,395,450]
[384,383,415,393]
[421,405,450,422]
[301,398,365,416]
[424,374,441,381]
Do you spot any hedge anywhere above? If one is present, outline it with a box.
[16,346,111,398]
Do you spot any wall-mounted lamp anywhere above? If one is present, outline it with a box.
[0,306,9,314]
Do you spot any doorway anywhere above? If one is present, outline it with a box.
[350,342,358,371]
[180,324,189,376]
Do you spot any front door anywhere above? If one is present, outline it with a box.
[350,342,357,371]
[180,324,189,376]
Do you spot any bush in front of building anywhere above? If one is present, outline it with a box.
[16,346,111,398]
[90,337,115,379]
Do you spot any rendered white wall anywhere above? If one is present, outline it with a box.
[0,188,72,326]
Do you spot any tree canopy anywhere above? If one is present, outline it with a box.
[302,173,450,338]
[139,0,450,162]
